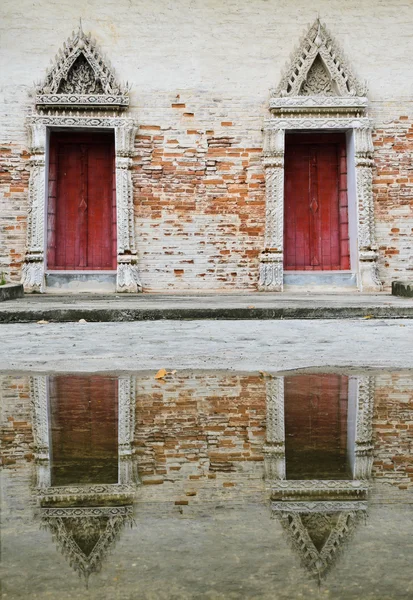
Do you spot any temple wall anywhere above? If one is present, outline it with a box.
[1,0,413,290]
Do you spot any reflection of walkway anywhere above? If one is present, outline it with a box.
[264,375,374,582]
[30,375,138,584]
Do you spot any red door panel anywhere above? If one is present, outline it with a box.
[47,132,116,270]
[284,134,350,271]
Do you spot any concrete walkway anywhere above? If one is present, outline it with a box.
[1,319,413,373]
[1,292,413,322]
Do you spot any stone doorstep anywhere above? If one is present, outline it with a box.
[392,281,413,298]
[0,283,24,302]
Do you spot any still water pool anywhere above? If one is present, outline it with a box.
[1,370,412,599]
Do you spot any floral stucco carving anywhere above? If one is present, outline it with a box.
[35,23,129,109]
[274,19,366,98]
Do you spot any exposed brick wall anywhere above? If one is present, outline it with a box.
[0,145,29,283]
[133,104,265,290]
[373,112,413,290]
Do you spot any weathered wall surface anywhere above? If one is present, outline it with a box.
[373,372,413,489]
[1,0,413,290]
[0,375,33,465]
[135,374,266,501]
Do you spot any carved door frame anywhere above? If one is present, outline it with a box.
[22,25,141,293]
[258,21,381,292]
[23,116,140,292]
[263,374,375,493]
[30,375,137,497]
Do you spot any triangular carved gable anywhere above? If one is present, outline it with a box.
[277,508,364,582]
[274,19,366,98]
[36,24,129,109]
[41,506,133,583]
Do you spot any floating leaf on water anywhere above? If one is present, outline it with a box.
[155,368,168,379]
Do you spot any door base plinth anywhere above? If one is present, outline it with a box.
[45,272,117,294]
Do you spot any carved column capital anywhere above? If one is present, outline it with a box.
[259,250,284,291]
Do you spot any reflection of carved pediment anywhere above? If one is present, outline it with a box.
[41,506,133,583]
[35,24,129,109]
[270,480,368,581]
[274,503,365,582]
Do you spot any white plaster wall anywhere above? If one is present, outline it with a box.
[2,0,413,142]
[2,0,413,110]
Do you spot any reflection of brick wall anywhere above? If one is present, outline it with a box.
[2,372,413,493]
[135,375,266,487]
[0,375,33,466]
[373,373,413,489]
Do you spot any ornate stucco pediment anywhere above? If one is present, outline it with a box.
[41,506,134,583]
[274,505,365,582]
[270,19,367,114]
[35,23,129,109]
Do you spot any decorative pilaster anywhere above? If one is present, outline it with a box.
[259,129,285,292]
[30,376,51,487]
[354,128,381,292]
[22,122,47,293]
[353,376,375,480]
[115,123,142,293]
[118,377,137,485]
[263,377,286,480]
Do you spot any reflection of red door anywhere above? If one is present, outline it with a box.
[49,375,119,486]
[284,374,350,480]
[284,134,350,271]
[47,132,116,270]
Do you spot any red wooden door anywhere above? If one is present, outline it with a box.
[47,132,116,270]
[284,134,350,270]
